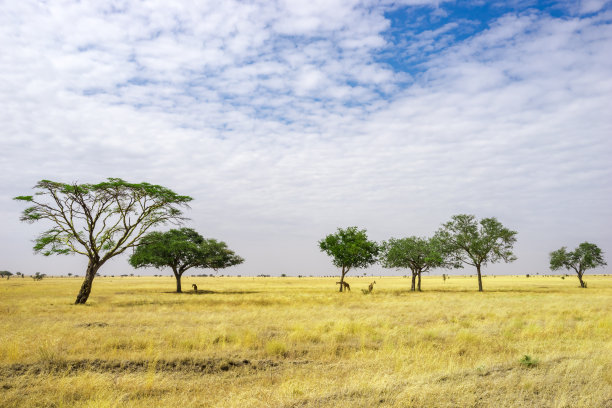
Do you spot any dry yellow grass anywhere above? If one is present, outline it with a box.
[1,274,611,407]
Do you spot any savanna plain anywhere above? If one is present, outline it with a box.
[1,275,611,408]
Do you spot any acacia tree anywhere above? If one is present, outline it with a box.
[33,272,45,281]
[549,242,606,288]
[380,236,450,291]
[129,228,244,293]
[318,226,379,292]
[435,214,517,292]
[14,179,192,304]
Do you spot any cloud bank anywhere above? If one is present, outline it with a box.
[1,0,611,277]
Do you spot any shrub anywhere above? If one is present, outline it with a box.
[519,354,538,368]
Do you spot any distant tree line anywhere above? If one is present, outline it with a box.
[0,271,30,279]
[320,215,606,292]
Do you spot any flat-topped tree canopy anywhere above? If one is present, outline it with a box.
[129,228,244,293]
[14,178,192,304]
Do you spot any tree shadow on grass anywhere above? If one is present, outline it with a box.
[161,290,261,295]
[389,288,565,295]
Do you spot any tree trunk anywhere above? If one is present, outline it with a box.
[476,264,483,292]
[339,267,346,292]
[75,261,100,304]
[173,268,183,293]
[410,271,416,291]
[417,271,422,292]
[578,272,586,288]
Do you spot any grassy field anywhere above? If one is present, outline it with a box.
[1,274,611,407]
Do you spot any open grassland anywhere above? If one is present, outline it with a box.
[1,275,611,408]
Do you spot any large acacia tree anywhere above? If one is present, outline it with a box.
[129,228,244,293]
[435,214,517,292]
[14,179,192,304]
[319,226,379,292]
[550,242,606,288]
[380,236,450,291]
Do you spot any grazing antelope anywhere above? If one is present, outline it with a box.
[192,283,198,293]
[336,281,350,291]
[368,281,376,293]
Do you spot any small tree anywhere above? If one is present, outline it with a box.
[435,214,517,292]
[33,272,45,281]
[0,271,13,279]
[318,226,379,292]
[14,179,192,304]
[380,236,449,291]
[129,228,244,293]
[549,242,606,288]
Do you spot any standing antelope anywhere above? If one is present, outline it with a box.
[336,281,351,291]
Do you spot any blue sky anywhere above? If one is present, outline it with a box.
[1,0,611,278]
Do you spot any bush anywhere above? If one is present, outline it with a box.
[519,354,538,368]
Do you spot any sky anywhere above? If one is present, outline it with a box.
[1,0,611,278]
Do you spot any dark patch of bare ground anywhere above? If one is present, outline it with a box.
[75,321,109,328]
[0,358,295,378]
[434,356,583,385]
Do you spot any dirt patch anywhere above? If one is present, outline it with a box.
[75,322,108,328]
[0,358,302,377]
[436,356,579,383]
[284,389,368,408]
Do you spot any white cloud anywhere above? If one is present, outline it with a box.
[1,1,610,278]
[580,0,611,14]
